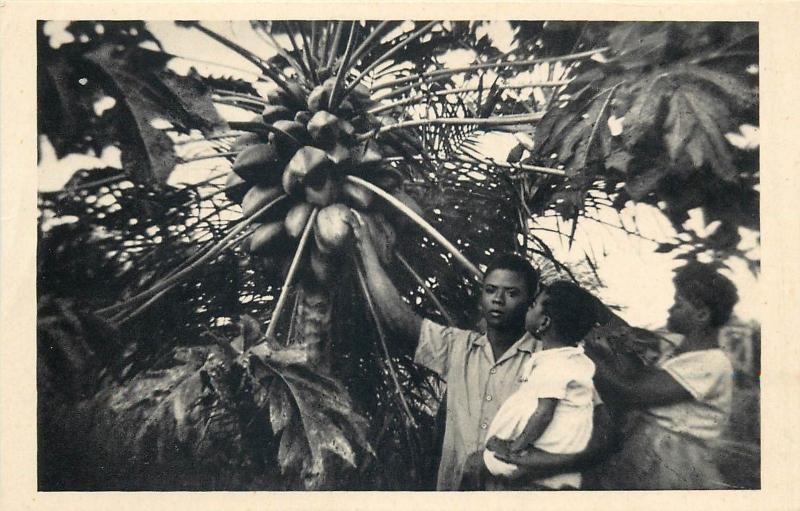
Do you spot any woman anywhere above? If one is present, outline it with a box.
[586,262,737,489]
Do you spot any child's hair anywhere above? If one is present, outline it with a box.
[485,253,540,304]
[673,261,739,328]
[540,281,599,346]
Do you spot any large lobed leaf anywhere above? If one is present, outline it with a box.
[516,22,758,242]
[38,21,228,185]
[83,44,228,183]
[262,363,375,489]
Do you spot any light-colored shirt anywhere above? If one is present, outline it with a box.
[483,346,596,489]
[415,318,537,491]
[646,349,733,440]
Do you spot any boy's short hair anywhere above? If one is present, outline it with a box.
[484,253,540,304]
[673,261,739,328]
[540,280,599,346]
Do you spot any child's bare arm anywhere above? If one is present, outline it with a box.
[487,398,558,456]
[492,403,614,477]
[510,397,557,450]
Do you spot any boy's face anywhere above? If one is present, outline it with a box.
[480,269,530,330]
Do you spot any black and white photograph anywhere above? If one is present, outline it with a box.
[5,3,793,505]
[30,18,761,493]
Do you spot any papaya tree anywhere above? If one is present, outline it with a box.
[37,20,758,489]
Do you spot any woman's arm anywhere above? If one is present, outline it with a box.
[592,358,692,408]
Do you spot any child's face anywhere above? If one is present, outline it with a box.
[524,290,549,337]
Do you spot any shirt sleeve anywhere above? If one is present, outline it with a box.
[414,318,475,380]
[661,350,732,403]
[528,358,571,400]
[531,353,596,404]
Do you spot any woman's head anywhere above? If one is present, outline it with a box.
[668,261,738,333]
[526,280,599,345]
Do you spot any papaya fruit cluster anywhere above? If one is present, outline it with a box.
[223,77,424,284]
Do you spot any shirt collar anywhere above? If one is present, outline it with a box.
[471,331,539,355]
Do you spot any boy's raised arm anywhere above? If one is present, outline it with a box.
[348,212,423,352]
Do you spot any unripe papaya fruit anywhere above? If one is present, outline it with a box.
[354,140,383,166]
[271,119,309,144]
[336,99,354,117]
[314,203,353,253]
[267,82,306,110]
[294,110,312,125]
[224,171,250,204]
[249,221,285,254]
[306,84,328,113]
[285,202,314,238]
[305,175,339,207]
[307,76,339,112]
[349,84,374,108]
[352,83,371,100]
[282,146,331,197]
[269,120,311,158]
[233,143,283,184]
[262,105,293,124]
[307,111,341,145]
[241,184,283,221]
[326,142,351,164]
[342,181,373,209]
[231,132,266,152]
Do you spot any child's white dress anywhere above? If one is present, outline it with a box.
[483,345,596,489]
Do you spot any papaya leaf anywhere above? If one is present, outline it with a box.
[606,22,672,69]
[668,84,738,181]
[277,410,311,476]
[267,378,293,434]
[619,75,671,149]
[83,44,227,184]
[265,362,374,489]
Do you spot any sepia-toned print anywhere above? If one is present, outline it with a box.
[35,20,759,491]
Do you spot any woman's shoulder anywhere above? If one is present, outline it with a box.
[659,349,733,399]
[663,348,731,369]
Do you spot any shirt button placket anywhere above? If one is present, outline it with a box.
[480,365,496,437]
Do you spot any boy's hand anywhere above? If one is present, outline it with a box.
[345,210,369,250]
[493,446,540,468]
[485,435,513,457]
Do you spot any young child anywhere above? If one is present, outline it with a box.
[483,281,599,489]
